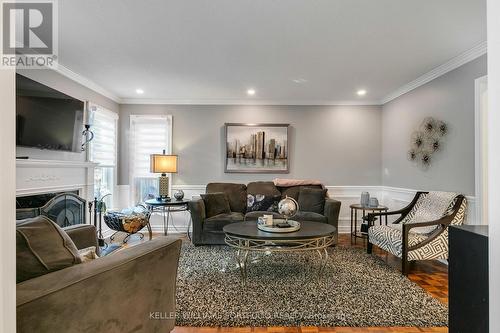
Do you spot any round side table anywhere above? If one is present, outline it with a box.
[350,204,388,244]
[145,199,191,236]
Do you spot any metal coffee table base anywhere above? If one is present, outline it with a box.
[225,234,335,285]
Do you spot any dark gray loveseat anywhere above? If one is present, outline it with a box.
[189,181,341,246]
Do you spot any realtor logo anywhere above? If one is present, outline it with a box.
[1,0,58,68]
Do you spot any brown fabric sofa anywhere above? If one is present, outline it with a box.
[17,223,182,333]
[189,181,341,245]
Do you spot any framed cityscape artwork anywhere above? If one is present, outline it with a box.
[224,123,289,173]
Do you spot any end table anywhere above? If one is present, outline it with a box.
[350,204,388,244]
[145,199,191,236]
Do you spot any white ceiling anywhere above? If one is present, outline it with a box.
[58,0,486,104]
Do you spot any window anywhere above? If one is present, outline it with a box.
[89,104,118,209]
[130,115,172,204]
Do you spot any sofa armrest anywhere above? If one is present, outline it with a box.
[188,198,206,245]
[17,237,182,333]
[63,224,98,253]
[324,198,341,243]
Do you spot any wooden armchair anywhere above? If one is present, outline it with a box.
[366,191,467,275]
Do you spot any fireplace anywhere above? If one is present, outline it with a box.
[16,158,98,226]
[16,192,87,227]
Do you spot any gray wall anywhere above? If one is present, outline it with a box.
[16,69,119,161]
[118,104,383,186]
[381,55,487,195]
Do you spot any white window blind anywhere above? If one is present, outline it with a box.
[130,115,172,204]
[89,105,118,207]
[90,107,118,167]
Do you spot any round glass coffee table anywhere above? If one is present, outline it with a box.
[223,221,336,285]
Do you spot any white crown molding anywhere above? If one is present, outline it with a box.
[54,62,123,103]
[381,41,487,104]
[119,98,382,106]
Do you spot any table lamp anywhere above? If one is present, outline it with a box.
[150,150,178,201]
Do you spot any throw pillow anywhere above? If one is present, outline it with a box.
[247,194,281,212]
[16,216,82,283]
[78,246,100,263]
[201,192,231,218]
[298,188,327,214]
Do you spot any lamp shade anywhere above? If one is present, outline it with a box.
[150,154,178,173]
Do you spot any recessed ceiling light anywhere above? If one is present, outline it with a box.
[292,78,308,84]
[136,88,144,94]
[357,89,367,96]
[247,89,256,96]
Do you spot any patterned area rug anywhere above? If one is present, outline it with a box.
[176,243,448,327]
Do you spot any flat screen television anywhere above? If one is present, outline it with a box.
[16,74,85,152]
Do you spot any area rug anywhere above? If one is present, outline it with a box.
[175,243,448,327]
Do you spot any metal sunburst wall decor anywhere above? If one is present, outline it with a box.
[408,117,448,170]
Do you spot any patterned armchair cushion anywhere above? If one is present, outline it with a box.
[368,224,428,258]
[400,192,459,234]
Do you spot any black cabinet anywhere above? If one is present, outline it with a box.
[449,225,488,332]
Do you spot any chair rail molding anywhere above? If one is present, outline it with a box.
[115,184,476,235]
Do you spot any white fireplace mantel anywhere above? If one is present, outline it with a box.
[16,159,98,201]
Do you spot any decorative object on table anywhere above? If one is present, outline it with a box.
[224,123,289,173]
[258,215,275,226]
[174,189,185,200]
[360,191,370,207]
[277,196,299,223]
[150,150,178,201]
[257,218,301,233]
[263,214,274,225]
[368,197,379,208]
[104,205,152,243]
[407,117,448,170]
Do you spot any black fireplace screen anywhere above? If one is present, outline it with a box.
[16,193,86,227]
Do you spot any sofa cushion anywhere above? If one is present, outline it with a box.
[246,181,281,212]
[244,211,284,221]
[293,211,328,223]
[247,194,281,212]
[16,216,82,283]
[278,185,324,201]
[298,188,327,214]
[247,181,281,197]
[206,183,247,213]
[201,192,231,218]
[203,212,245,231]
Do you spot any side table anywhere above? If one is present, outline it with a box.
[145,199,191,236]
[350,204,388,244]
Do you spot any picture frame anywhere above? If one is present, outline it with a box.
[224,123,290,173]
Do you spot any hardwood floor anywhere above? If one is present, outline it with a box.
[342,234,449,304]
[117,232,449,333]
